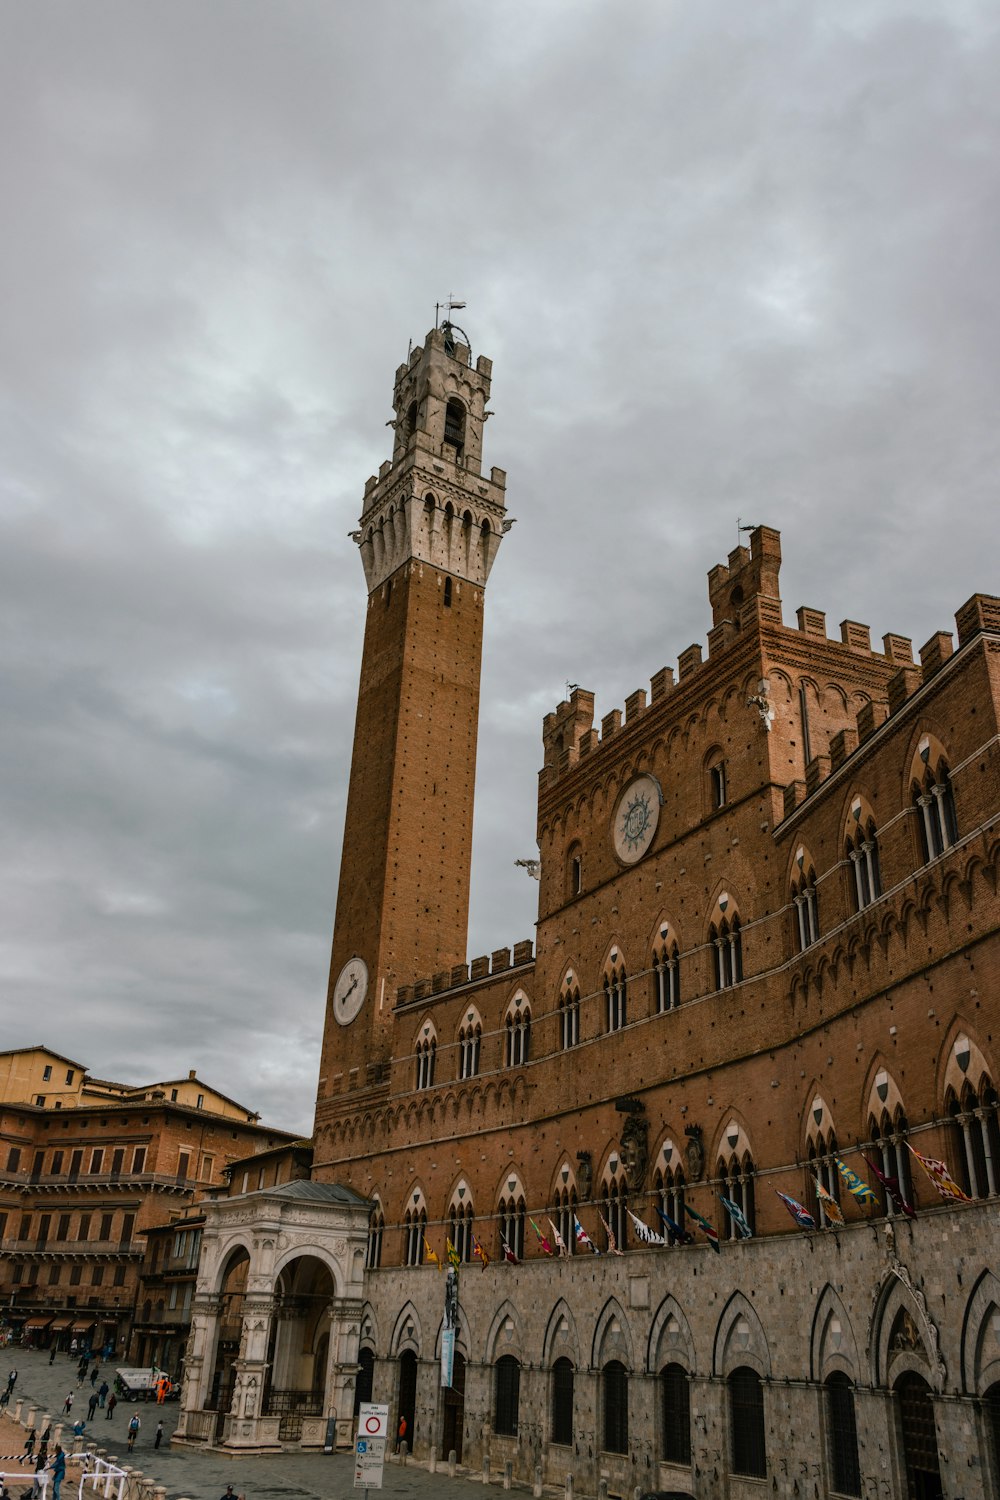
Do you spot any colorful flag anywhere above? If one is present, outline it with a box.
[423,1238,442,1271]
[655,1207,692,1245]
[529,1217,555,1255]
[719,1196,753,1239]
[775,1190,816,1230]
[446,1237,462,1270]
[863,1156,916,1219]
[473,1235,491,1270]
[627,1209,666,1245]
[548,1217,569,1258]
[500,1234,519,1265]
[907,1144,972,1203]
[573,1214,600,1254]
[682,1202,720,1252]
[599,1212,625,1255]
[813,1179,844,1226]
[835,1157,877,1205]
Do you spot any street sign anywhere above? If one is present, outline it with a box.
[354,1434,386,1488]
[357,1401,389,1438]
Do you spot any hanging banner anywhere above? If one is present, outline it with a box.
[441,1325,456,1388]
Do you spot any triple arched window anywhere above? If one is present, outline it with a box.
[449,1195,475,1263]
[847,817,882,910]
[913,754,958,863]
[559,979,580,1049]
[366,1202,384,1269]
[868,1108,913,1215]
[415,1032,436,1091]
[717,1152,756,1238]
[458,1016,481,1080]
[497,1191,526,1261]
[946,1078,1000,1200]
[604,962,628,1032]
[711,915,743,989]
[403,1203,426,1267]
[654,1162,686,1238]
[791,852,820,951]
[554,1181,578,1256]
[505,997,531,1067]
[652,928,681,1012]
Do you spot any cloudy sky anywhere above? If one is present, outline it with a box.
[2,1,998,1135]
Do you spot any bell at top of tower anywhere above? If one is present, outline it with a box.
[355,323,509,595]
[388,321,494,473]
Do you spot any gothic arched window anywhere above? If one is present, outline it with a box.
[505,996,531,1067]
[604,961,628,1032]
[652,926,681,1012]
[559,979,580,1050]
[847,815,882,910]
[415,1033,436,1091]
[458,1016,481,1080]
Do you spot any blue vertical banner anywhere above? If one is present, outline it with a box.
[440,1326,455,1388]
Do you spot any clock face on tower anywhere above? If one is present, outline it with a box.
[332,957,369,1026]
[611,774,661,864]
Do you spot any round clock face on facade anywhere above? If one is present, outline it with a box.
[611,774,661,864]
[333,957,369,1026]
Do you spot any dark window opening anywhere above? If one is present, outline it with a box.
[494,1356,520,1436]
[603,1360,628,1454]
[729,1366,766,1478]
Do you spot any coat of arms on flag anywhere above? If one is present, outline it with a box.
[682,1201,720,1251]
[907,1143,972,1203]
[573,1214,599,1254]
[719,1196,753,1239]
[813,1179,844,1226]
[835,1157,877,1204]
[423,1237,442,1271]
[627,1209,666,1245]
[775,1189,816,1230]
[473,1235,491,1270]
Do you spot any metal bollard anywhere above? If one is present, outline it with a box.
[533,1461,543,1497]
[503,1458,512,1490]
[482,1453,491,1485]
[449,1447,457,1477]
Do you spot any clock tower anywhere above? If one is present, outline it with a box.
[314,322,509,1130]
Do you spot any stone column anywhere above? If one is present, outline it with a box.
[173,1295,221,1439]
[224,1292,278,1450]
[328,1296,364,1449]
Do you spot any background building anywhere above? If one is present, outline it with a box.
[0,1046,294,1358]
[179,326,1000,1499]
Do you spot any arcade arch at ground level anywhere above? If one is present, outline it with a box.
[174,1180,369,1453]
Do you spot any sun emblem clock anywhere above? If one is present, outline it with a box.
[332,956,369,1026]
[611,775,661,864]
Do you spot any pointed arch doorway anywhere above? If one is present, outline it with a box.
[896,1372,943,1500]
[441,1349,466,1462]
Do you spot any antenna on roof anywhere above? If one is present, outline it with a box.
[737,517,759,548]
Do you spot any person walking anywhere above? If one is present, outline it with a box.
[127,1412,140,1451]
[90,1365,99,1386]
[48,1347,57,1366]
[62,1392,73,1415]
[105,1392,117,1420]
[87,1392,99,1421]
[23,1428,36,1456]
[98,1380,109,1407]
[48,1446,66,1500]
[6,1367,16,1394]
[154,1420,163,1449]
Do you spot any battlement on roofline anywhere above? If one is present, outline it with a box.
[395,939,535,1009]
[539,524,1000,796]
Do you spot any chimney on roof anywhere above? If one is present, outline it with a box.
[188,1069,197,1081]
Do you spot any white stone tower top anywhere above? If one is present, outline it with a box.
[354,324,509,593]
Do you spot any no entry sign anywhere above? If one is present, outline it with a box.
[357,1401,389,1438]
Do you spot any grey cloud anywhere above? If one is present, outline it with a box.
[2,1,998,1130]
